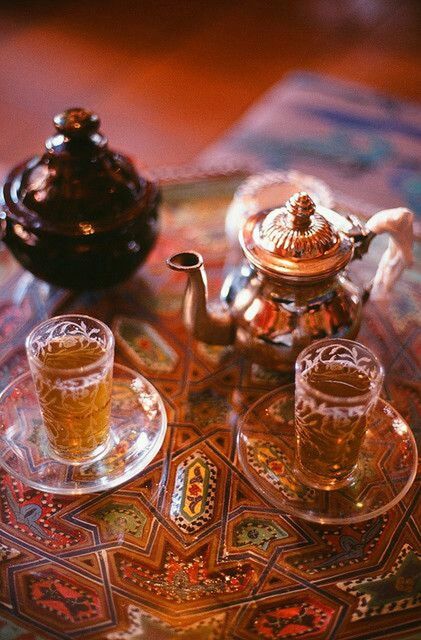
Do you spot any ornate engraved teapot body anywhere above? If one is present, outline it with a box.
[168,191,413,370]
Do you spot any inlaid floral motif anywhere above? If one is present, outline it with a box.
[114,317,178,373]
[170,451,217,534]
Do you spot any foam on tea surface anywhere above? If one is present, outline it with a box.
[41,336,106,369]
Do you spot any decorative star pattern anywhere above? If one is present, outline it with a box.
[0,182,419,640]
[117,546,254,604]
[234,517,288,551]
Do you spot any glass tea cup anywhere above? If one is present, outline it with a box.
[294,338,384,490]
[26,314,115,464]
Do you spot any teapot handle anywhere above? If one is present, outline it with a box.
[349,207,414,302]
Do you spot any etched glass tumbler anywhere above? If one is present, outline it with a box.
[26,314,114,464]
[294,338,384,490]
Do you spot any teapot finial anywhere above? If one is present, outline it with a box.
[241,190,353,281]
[285,192,315,230]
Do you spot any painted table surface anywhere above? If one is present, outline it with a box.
[0,176,419,640]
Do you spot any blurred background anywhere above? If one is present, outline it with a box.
[0,0,420,169]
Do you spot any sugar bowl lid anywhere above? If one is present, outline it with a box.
[1,108,160,236]
[240,192,353,282]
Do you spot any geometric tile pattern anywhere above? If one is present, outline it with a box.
[0,182,420,639]
[233,517,288,551]
[246,439,315,501]
[285,515,389,576]
[337,544,421,621]
[249,598,334,639]
[116,545,253,604]
[0,472,86,550]
[186,388,232,428]
[93,501,147,538]
[114,316,179,374]
[107,605,227,639]
[28,572,100,623]
[14,564,111,633]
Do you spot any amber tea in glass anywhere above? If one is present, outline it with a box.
[26,315,114,464]
[294,338,383,490]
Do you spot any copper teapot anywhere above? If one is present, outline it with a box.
[167,191,413,370]
[0,108,160,289]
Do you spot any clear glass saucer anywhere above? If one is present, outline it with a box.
[238,385,417,524]
[0,363,167,494]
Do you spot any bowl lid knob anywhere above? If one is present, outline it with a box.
[53,108,100,137]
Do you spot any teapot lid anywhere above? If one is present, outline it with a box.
[240,192,353,282]
[1,108,159,236]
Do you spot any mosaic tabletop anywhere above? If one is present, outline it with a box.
[0,175,419,640]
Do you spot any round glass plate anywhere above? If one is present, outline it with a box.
[238,385,417,524]
[0,363,167,494]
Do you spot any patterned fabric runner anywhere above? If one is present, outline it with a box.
[199,72,421,235]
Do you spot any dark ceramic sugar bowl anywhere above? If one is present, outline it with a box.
[0,108,161,289]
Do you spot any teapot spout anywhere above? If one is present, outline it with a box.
[167,251,235,345]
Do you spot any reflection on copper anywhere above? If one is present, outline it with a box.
[79,222,95,235]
